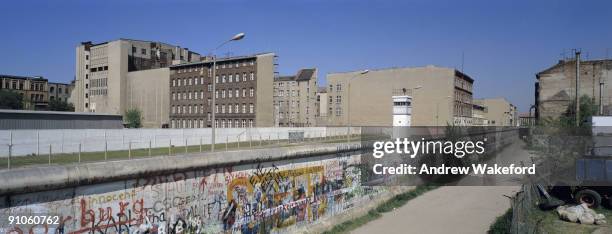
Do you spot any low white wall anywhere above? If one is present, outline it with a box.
[0,127,360,157]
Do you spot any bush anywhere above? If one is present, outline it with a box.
[124,108,142,128]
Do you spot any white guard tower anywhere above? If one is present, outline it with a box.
[392,95,412,127]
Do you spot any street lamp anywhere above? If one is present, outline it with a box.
[210,33,245,152]
[346,69,369,142]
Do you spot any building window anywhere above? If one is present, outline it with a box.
[249,88,254,97]
[228,89,233,98]
[336,84,342,92]
[222,90,226,98]
[215,76,219,84]
[250,72,255,80]
[207,113,211,121]
[215,90,218,99]
[242,88,246,97]
[189,78,193,86]
[235,104,239,113]
[242,73,247,81]
[235,89,239,98]
[336,96,341,103]
[228,105,232,113]
[336,107,342,116]
[215,105,219,113]
[222,75,226,83]
[208,84,212,91]
[329,85,333,92]
[249,104,254,113]
[242,104,246,113]
[249,119,253,127]
[229,74,233,83]
[141,48,146,55]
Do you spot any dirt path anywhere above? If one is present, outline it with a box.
[352,186,519,234]
[353,140,535,233]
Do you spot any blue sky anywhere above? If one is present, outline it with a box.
[1,0,611,112]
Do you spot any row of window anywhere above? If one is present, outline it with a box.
[175,60,256,74]
[171,104,255,115]
[328,83,343,92]
[171,119,254,128]
[172,88,255,101]
[91,78,108,88]
[172,72,255,87]
[91,89,108,96]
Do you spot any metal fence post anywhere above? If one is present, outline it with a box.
[225,136,228,151]
[37,131,40,156]
[148,140,152,157]
[169,139,172,156]
[78,143,82,163]
[185,138,188,154]
[128,141,131,159]
[268,135,271,145]
[199,137,202,152]
[237,136,240,148]
[259,135,262,146]
[277,132,280,145]
[249,136,252,148]
[8,131,12,170]
[48,144,52,165]
[104,140,108,161]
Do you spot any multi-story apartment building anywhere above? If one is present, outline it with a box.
[536,59,612,120]
[474,98,517,126]
[325,66,474,126]
[48,82,72,103]
[168,53,276,128]
[273,68,317,127]
[0,74,49,110]
[71,39,201,127]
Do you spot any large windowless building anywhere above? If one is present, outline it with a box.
[168,53,276,128]
[326,66,474,126]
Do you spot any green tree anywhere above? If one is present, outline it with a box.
[546,95,598,128]
[124,108,142,128]
[48,99,75,111]
[0,90,24,109]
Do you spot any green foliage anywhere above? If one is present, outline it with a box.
[124,108,142,128]
[488,208,512,234]
[48,99,74,111]
[542,95,598,128]
[0,90,24,109]
[323,185,439,234]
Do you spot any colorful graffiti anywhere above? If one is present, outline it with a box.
[0,154,380,234]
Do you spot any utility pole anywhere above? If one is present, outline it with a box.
[575,50,581,126]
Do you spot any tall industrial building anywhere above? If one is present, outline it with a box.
[71,39,200,127]
[536,59,612,120]
[273,68,318,127]
[168,53,276,128]
[325,66,474,126]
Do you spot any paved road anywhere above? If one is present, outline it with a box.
[352,186,519,234]
[353,140,534,233]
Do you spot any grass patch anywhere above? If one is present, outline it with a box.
[488,208,512,234]
[323,184,439,234]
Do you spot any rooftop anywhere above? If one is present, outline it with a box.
[0,74,47,81]
[170,52,275,68]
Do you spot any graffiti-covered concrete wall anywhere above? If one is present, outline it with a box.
[0,145,380,234]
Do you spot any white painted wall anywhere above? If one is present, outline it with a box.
[0,127,360,156]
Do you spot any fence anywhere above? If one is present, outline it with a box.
[510,184,540,234]
[0,127,361,169]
